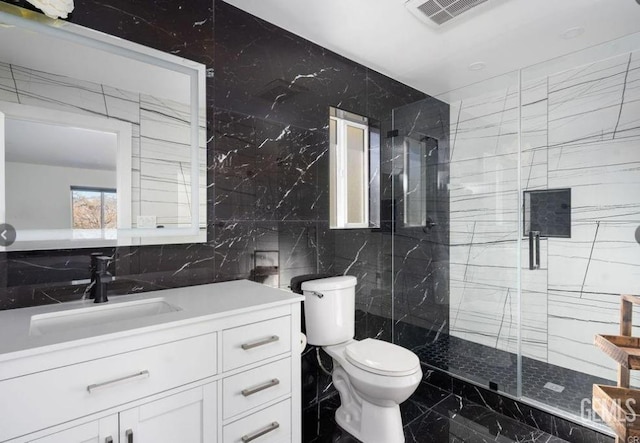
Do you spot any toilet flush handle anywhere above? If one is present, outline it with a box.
[308,291,324,298]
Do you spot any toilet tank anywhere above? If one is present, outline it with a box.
[301,275,357,346]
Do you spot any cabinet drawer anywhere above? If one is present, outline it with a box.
[223,399,291,443]
[223,357,291,419]
[0,333,217,442]
[222,316,291,371]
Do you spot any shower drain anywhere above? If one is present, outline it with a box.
[543,382,565,393]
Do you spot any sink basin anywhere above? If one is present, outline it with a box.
[29,298,182,336]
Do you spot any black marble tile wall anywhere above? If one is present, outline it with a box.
[0,0,428,302]
[389,97,451,342]
[0,0,433,431]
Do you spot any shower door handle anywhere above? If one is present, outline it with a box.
[529,231,540,270]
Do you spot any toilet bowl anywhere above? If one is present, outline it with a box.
[301,276,422,443]
[325,338,422,443]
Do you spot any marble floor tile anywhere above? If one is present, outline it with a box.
[310,386,566,443]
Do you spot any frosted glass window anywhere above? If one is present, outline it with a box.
[329,108,369,229]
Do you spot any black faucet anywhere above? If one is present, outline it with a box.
[89,253,103,280]
[88,252,103,300]
[90,256,114,303]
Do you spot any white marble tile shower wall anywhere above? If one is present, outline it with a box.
[139,94,207,230]
[546,50,640,383]
[0,62,206,229]
[448,49,640,383]
[448,85,521,363]
[520,77,551,363]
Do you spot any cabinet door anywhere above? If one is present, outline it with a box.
[120,383,217,443]
[29,415,118,443]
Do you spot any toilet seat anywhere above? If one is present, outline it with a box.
[345,338,419,377]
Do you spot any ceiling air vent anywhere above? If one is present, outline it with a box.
[406,0,491,27]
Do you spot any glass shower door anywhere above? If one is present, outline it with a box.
[392,72,522,398]
[443,74,521,397]
[519,32,640,420]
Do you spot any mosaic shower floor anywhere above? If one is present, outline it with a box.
[412,333,613,418]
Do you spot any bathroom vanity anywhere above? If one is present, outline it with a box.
[0,280,302,443]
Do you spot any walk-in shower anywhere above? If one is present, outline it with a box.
[391,29,640,432]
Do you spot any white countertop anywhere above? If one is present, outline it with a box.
[0,280,303,362]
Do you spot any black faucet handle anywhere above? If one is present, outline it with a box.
[95,256,111,273]
[89,252,103,272]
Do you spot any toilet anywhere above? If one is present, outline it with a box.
[301,276,422,443]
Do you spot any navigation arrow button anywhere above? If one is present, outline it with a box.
[0,224,16,247]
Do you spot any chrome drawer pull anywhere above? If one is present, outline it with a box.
[87,370,150,393]
[241,421,280,442]
[241,335,279,350]
[105,437,113,443]
[125,429,133,443]
[241,378,280,397]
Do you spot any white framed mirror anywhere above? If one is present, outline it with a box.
[0,3,207,251]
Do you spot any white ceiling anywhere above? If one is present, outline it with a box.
[5,118,117,171]
[223,0,640,98]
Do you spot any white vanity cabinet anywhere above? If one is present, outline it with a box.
[119,384,218,443]
[0,281,303,443]
[30,384,217,443]
[29,416,119,443]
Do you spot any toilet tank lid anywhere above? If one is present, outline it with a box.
[301,275,357,291]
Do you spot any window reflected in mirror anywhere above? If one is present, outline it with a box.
[71,187,117,231]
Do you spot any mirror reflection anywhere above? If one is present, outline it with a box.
[403,136,437,228]
[0,6,206,251]
[1,102,131,247]
[403,137,427,227]
[6,118,118,236]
